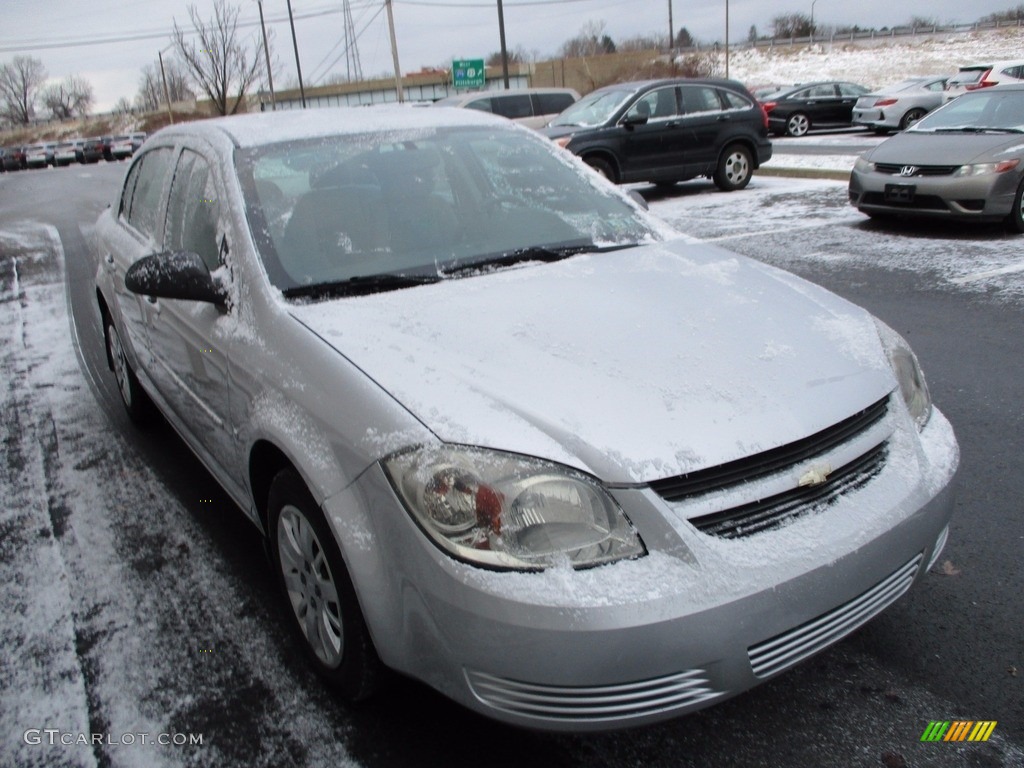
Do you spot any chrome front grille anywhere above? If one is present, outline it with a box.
[748,554,923,678]
[650,397,889,503]
[690,443,888,539]
[465,668,723,723]
[874,163,958,177]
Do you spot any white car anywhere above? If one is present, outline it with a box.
[945,59,1024,101]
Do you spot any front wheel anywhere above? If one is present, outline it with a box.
[105,319,153,426]
[268,469,379,700]
[786,113,810,137]
[1006,178,1024,234]
[713,144,753,191]
[584,156,617,183]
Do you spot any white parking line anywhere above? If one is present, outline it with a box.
[950,261,1024,284]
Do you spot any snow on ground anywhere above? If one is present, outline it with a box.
[0,222,363,768]
[725,27,1024,91]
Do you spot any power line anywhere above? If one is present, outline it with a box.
[0,4,377,54]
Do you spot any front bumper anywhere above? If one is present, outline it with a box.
[325,408,958,731]
[850,166,1018,221]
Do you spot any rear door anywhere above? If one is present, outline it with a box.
[677,84,731,170]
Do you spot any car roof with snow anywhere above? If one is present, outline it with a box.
[148,105,510,149]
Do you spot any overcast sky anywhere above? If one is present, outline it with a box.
[1,0,1018,112]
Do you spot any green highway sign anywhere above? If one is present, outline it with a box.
[452,59,485,90]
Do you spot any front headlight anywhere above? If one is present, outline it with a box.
[955,159,1020,177]
[383,446,645,571]
[853,156,875,174]
[874,319,932,429]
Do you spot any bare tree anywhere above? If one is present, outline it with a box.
[172,0,264,116]
[114,97,135,116]
[0,55,48,125]
[41,75,93,120]
[771,12,814,38]
[135,61,194,112]
[560,20,616,58]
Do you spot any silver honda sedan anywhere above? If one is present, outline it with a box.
[94,107,958,731]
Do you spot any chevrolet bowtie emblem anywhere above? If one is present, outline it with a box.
[798,463,833,487]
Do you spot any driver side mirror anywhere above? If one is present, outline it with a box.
[621,112,649,128]
[125,251,226,305]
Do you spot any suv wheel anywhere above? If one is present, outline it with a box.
[584,156,617,183]
[713,144,753,191]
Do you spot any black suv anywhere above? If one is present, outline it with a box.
[541,78,772,191]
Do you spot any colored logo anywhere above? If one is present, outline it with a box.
[920,721,997,742]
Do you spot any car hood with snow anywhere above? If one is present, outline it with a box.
[288,238,895,484]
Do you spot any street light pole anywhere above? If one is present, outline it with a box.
[725,0,729,78]
[811,0,818,39]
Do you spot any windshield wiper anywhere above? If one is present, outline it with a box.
[932,126,1024,134]
[441,242,638,277]
[282,272,441,299]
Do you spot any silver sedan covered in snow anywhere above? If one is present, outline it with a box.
[94,107,958,731]
[850,84,1024,231]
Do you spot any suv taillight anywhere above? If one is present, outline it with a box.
[965,69,995,90]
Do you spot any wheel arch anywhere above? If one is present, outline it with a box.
[579,150,620,181]
[717,137,761,170]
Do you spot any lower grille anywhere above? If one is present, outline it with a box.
[748,553,923,678]
[465,668,722,722]
[861,192,948,211]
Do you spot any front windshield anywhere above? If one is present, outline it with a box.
[911,90,1024,133]
[548,89,634,127]
[236,125,659,295]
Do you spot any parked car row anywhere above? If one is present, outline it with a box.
[1,132,146,171]
[757,59,1024,138]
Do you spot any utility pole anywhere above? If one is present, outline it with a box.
[257,0,276,110]
[668,0,673,51]
[385,0,404,102]
[286,0,307,108]
[725,0,730,78]
[496,0,510,89]
[158,45,174,124]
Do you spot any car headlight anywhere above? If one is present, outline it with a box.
[874,319,932,429]
[383,446,645,571]
[853,156,875,174]
[955,159,1020,177]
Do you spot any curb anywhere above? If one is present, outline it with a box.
[758,166,851,182]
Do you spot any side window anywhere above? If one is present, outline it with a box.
[491,94,533,119]
[806,84,838,98]
[681,86,724,114]
[119,159,143,220]
[626,87,679,120]
[533,93,575,115]
[720,89,753,110]
[925,80,945,92]
[165,150,222,272]
[838,83,865,98]
[126,147,174,240]
[465,98,492,113]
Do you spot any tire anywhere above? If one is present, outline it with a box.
[268,469,379,700]
[1006,178,1024,234]
[713,144,753,191]
[900,108,927,130]
[786,113,810,137]
[873,127,890,136]
[104,319,153,426]
[584,156,617,183]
